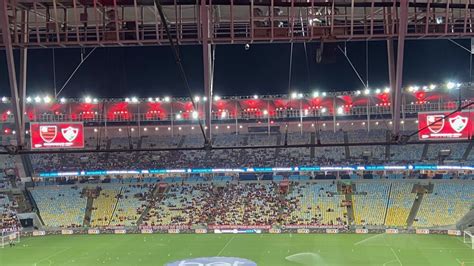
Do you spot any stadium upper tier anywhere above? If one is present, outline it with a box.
[28,128,473,173]
[0,86,471,124]
[28,179,474,229]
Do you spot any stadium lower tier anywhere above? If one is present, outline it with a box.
[27,180,474,229]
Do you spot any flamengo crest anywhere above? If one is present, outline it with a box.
[39,125,57,143]
[426,114,445,134]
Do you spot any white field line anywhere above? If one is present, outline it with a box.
[390,247,403,266]
[33,247,71,266]
[354,234,386,246]
[217,235,235,256]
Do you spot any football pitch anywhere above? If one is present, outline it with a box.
[0,234,472,266]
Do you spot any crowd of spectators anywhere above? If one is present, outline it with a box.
[0,193,20,231]
[29,130,473,173]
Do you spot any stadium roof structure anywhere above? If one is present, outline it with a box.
[1,0,474,147]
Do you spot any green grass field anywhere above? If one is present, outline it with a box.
[0,234,472,265]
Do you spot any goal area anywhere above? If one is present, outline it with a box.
[463,231,473,250]
[0,230,20,248]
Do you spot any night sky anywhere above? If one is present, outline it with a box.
[0,39,471,98]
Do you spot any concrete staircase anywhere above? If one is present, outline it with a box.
[462,141,473,161]
[137,184,168,225]
[406,193,424,227]
[83,192,95,227]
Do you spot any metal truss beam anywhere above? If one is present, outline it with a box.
[0,0,25,147]
[393,0,409,137]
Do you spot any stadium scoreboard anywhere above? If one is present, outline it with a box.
[30,122,85,150]
[418,111,473,140]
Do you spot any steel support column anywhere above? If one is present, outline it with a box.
[201,0,212,142]
[0,1,25,147]
[18,10,28,145]
[392,0,409,138]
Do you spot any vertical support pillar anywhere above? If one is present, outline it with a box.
[19,10,28,145]
[201,0,212,143]
[0,1,25,146]
[392,0,409,137]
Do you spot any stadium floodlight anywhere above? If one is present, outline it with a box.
[12,130,16,135]
[131,128,135,132]
[215,126,219,129]
[239,125,243,129]
[337,107,344,115]
[375,121,379,125]
[322,92,327,97]
[6,110,10,115]
[291,92,298,99]
[263,109,268,116]
[298,93,303,99]
[84,96,92,103]
[168,127,171,131]
[297,123,301,127]
[389,121,393,125]
[375,89,381,94]
[148,97,154,102]
[164,96,170,102]
[94,128,98,132]
[312,91,319,97]
[415,120,419,124]
[192,111,198,119]
[178,127,182,131]
[25,130,29,134]
[355,90,361,95]
[143,128,147,131]
[227,125,230,129]
[118,128,122,132]
[311,123,315,127]
[221,111,227,118]
[34,96,41,103]
[214,95,221,101]
[26,97,32,103]
[364,89,370,95]
[429,84,436,90]
[253,95,259,99]
[384,87,390,93]
[131,97,138,103]
[322,123,326,127]
[155,127,159,131]
[155,97,160,102]
[44,96,51,104]
[93,98,98,103]
[336,122,340,126]
[1,97,7,102]
[446,81,456,90]
[60,97,66,103]
[203,97,208,102]
[194,96,200,102]
[176,114,182,120]
[125,97,131,103]
[321,107,327,113]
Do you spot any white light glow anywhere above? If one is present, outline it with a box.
[164,96,170,102]
[221,111,227,119]
[43,96,51,103]
[176,114,182,120]
[84,97,92,103]
[446,82,456,90]
[253,95,259,99]
[192,111,199,119]
[214,95,221,101]
[60,97,66,104]
[312,91,319,97]
[26,97,32,103]
[364,89,370,95]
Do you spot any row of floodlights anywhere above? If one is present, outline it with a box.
[5,82,462,105]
